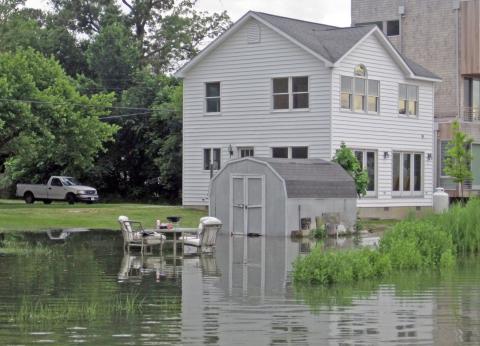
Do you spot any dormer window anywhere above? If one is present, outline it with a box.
[341,65,379,113]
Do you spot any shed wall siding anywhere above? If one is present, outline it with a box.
[332,34,434,207]
[182,18,332,206]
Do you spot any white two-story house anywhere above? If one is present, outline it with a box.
[176,11,441,218]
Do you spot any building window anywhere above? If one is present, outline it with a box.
[355,150,377,195]
[386,20,400,36]
[440,141,449,176]
[203,148,221,170]
[205,82,220,113]
[292,77,309,109]
[341,76,353,110]
[272,146,308,159]
[399,84,418,116]
[392,152,423,196]
[238,147,254,158]
[464,77,480,121]
[341,65,379,114]
[292,146,308,159]
[272,76,309,110]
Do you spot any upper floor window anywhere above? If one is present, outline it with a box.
[272,77,309,110]
[205,82,220,113]
[272,146,308,159]
[399,84,418,116]
[386,20,400,36]
[341,65,379,113]
[203,148,221,170]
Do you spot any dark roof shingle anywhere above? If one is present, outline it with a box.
[254,158,357,198]
[252,11,440,80]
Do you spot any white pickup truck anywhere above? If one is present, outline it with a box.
[16,176,99,205]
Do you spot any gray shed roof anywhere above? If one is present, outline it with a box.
[253,12,440,80]
[253,158,357,198]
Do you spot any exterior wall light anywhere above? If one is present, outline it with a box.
[383,151,390,159]
[427,153,432,160]
[228,144,234,158]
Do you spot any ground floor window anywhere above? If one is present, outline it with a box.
[203,148,221,170]
[392,152,423,196]
[354,150,376,196]
[272,146,308,159]
[238,147,254,158]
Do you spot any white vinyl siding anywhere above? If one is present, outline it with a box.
[182,18,331,206]
[332,33,434,208]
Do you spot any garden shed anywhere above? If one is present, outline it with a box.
[209,157,357,237]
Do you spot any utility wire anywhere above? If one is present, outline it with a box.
[0,98,179,113]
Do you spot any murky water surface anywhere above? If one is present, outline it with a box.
[0,230,479,345]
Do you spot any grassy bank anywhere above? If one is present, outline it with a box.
[0,199,207,231]
[294,199,480,286]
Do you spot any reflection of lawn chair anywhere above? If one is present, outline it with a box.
[180,217,222,254]
[118,216,166,254]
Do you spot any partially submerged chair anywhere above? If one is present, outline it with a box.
[180,217,222,254]
[118,216,166,254]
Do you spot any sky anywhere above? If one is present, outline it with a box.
[25,0,352,27]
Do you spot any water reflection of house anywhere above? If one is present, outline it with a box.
[181,235,437,345]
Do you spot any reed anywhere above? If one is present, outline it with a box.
[294,198,480,286]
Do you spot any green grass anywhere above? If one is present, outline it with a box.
[294,199,480,286]
[0,199,207,231]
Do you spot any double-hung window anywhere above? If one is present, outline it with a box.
[203,148,221,170]
[272,146,308,159]
[354,150,377,196]
[392,152,423,196]
[341,65,379,114]
[399,84,418,116]
[205,82,221,113]
[272,77,309,110]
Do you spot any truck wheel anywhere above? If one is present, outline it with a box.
[24,192,35,204]
[43,200,52,205]
[66,193,76,205]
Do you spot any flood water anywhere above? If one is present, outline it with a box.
[0,230,479,345]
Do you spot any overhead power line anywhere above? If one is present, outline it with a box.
[0,97,179,113]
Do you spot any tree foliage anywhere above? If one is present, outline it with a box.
[444,120,473,198]
[332,142,369,197]
[0,49,118,185]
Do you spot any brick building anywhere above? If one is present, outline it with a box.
[352,0,480,196]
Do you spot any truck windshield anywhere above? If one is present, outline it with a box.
[61,177,81,186]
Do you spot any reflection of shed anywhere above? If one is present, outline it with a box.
[209,158,357,236]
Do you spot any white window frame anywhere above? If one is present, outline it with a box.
[399,84,419,117]
[340,66,380,114]
[203,148,221,171]
[271,146,309,159]
[392,151,424,197]
[204,82,221,115]
[271,76,309,111]
[354,149,377,197]
[238,147,254,158]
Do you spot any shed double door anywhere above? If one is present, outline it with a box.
[230,175,265,235]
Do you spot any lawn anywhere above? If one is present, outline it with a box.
[0,199,207,232]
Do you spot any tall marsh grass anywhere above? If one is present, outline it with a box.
[294,198,480,285]
[13,293,145,323]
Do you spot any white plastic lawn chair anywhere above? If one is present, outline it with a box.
[179,216,222,254]
[118,216,166,254]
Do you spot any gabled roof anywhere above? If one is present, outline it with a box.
[253,158,357,198]
[176,11,441,82]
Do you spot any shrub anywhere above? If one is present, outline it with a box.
[294,198,480,286]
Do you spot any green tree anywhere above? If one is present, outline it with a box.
[0,49,118,186]
[86,22,140,90]
[332,142,369,197]
[444,120,473,198]
[50,0,231,72]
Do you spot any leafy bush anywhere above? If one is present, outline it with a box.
[294,198,480,286]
